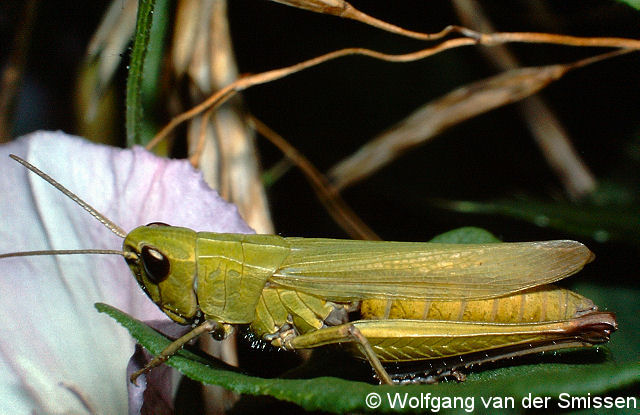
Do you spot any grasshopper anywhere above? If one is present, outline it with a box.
[1,154,616,385]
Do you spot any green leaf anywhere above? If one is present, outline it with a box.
[428,226,501,244]
[615,0,640,10]
[126,0,169,147]
[96,301,639,413]
[138,0,170,145]
[435,196,640,246]
[96,227,639,413]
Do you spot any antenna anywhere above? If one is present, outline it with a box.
[9,154,128,238]
[0,249,137,260]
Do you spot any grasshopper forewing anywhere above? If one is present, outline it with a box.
[2,154,617,385]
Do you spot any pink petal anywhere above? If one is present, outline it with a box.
[0,131,252,414]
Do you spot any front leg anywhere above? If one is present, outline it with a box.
[130,319,227,385]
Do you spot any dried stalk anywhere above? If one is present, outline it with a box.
[271,0,465,41]
[249,115,379,240]
[452,0,596,199]
[172,0,273,235]
[327,50,630,190]
[172,1,273,412]
[148,30,640,150]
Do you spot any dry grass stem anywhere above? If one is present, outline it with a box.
[172,0,273,234]
[453,0,596,199]
[271,0,467,41]
[172,1,274,412]
[327,50,631,190]
[249,115,380,240]
[271,0,640,50]
[149,30,639,152]
[85,0,137,102]
[189,108,215,168]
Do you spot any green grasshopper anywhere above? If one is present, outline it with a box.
[2,155,616,385]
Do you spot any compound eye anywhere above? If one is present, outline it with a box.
[141,246,170,284]
[146,222,170,227]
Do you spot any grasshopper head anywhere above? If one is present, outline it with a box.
[123,224,199,324]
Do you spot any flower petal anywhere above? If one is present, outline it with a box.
[0,131,252,414]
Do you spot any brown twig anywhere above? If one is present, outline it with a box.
[248,115,380,240]
[188,107,215,168]
[453,0,596,199]
[148,30,639,151]
[272,0,640,50]
[273,0,467,41]
[327,49,632,190]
